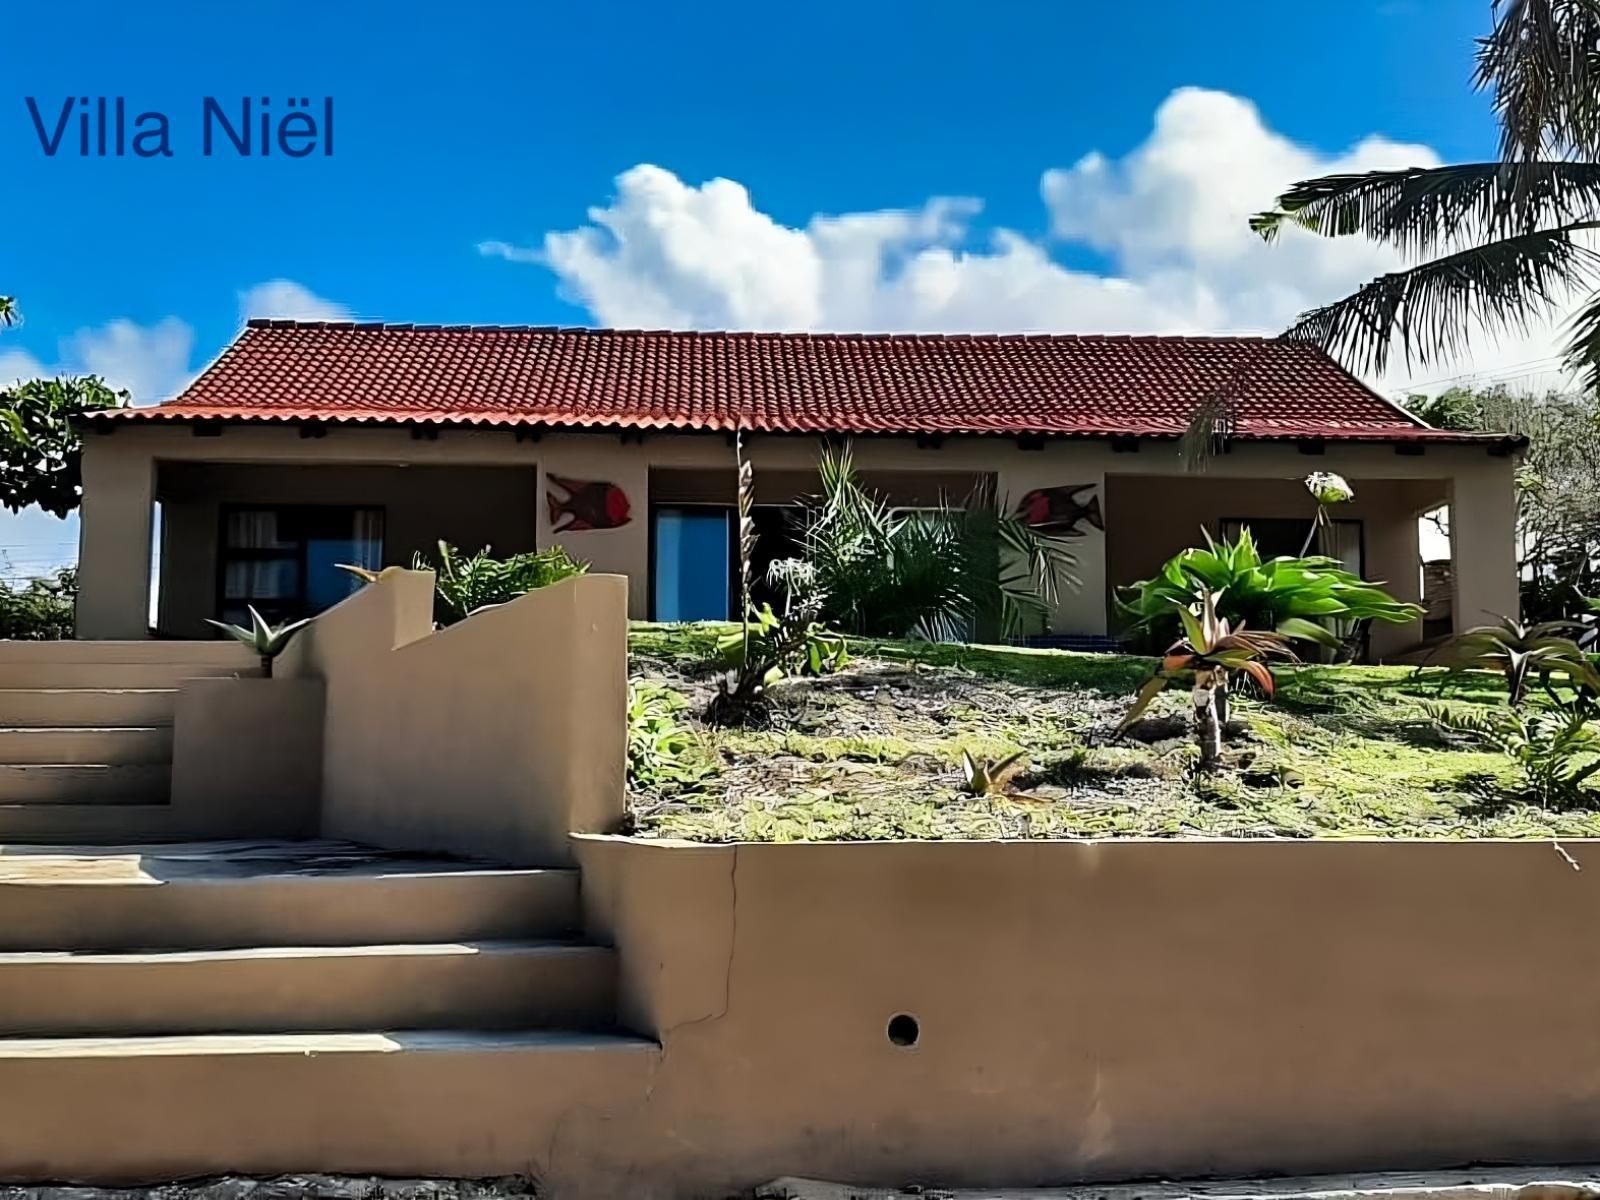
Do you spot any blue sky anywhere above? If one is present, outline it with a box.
[0,1,1539,576]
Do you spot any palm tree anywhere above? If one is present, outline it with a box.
[1252,1,1600,389]
[0,297,15,328]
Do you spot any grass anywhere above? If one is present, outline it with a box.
[624,622,1600,842]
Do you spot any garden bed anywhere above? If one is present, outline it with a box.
[625,623,1600,841]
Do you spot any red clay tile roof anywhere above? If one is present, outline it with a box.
[96,320,1500,442]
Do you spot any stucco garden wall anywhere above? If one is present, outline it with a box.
[275,570,627,865]
[563,835,1600,1199]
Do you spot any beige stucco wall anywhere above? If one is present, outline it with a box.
[555,835,1600,1199]
[77,424,1520,645]
[167,676,325,839]
[274,569,627,866]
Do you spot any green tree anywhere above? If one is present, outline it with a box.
[0,297,16,328]
[0,376,127,518]
[1253,2,1600,389]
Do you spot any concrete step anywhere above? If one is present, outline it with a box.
[0,940,617,1036]
[0,1030,659,1183]
[0,727,173,765]
[0,641,257,666]
[0,688,178,728]
[0,840,583,949]
[0,763,170,804]
[0,804,186,843]
[0,662,262,689]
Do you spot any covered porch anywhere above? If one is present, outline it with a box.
[71,422,1517,661]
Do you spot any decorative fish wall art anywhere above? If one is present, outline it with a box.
[546,474,632,532]
[1015,483,1103,538]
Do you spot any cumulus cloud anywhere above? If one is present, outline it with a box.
[0,279,348,407]
[0,316,195,404]
[487,87,1575,393]
[238,279,351,323]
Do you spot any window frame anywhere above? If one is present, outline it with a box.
[214,502,386,627]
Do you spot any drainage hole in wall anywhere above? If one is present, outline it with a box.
[887,1013,919,1048]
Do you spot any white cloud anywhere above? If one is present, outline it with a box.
[0,279,347,408]
[64,317,195,404]
[493,87,1577,395]
[238,279,350,323]
[0,317,194,405]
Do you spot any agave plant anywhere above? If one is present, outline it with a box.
[1431,613,1600,705]
[958,749,1027,796]
[1119,589,1299,770]
[1120,527,1422,652]
[205,605,311,678]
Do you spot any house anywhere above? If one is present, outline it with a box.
[73,320,1521,656]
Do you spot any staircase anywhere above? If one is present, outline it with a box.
[0,640,259,841]
[0,840,657,1182]
[0,641,657,1184]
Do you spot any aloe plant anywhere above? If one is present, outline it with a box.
[205,606,311,678]
[958,749,1026,796]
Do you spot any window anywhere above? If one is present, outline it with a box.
[652,507,732,621]
[650,504,803,621]
[217,505,383,626]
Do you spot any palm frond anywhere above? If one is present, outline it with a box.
[1252,161,1600,254]
[1282,226,1600,377]
[1475,0,1600,161]
[1556,284,1600,391]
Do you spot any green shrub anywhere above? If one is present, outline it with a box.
[0,567,75,640]
[413,541,588,625]
[627,681,716,793]
[799,444,1075,642]
[1120,527,1422,650]
[1425,699,1600,808]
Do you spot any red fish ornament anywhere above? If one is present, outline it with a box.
[546,475,632,532]
[1015,483,1103,538]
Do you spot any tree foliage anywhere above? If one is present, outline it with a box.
[1253,2,1600,389]
[0,566,75,640]
[0,376,127,518]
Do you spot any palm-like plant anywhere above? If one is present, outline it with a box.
[1252,1,1600,388]
[0,297,15,328]
[1119,589,1299,770]
[1431,613,1600,704]
[801,444,1076,642]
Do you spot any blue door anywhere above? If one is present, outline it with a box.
[653,507,732,621]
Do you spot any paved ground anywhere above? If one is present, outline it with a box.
[0,839,506,883]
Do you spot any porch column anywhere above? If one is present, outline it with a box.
[1449,455,1520,631]
[74,440,154,639]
